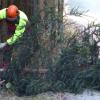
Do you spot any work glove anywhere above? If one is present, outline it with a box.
[0,42,7,49]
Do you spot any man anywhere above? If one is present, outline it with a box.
[0,4,28,71]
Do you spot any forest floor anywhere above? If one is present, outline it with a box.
[0,89,100,100]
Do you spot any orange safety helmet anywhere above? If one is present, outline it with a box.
[6,5,19,18]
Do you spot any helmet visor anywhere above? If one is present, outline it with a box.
[6,16,18,21]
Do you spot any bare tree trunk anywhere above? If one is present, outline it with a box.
[1,0,7,35]
[0,0,7,67]
[39,0,45,20]
[58,0,64,34]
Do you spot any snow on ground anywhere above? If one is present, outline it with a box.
[63,0,100,27]
[0,90,100,100]
[58,90,100,100]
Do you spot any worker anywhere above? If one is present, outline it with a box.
[0,4,29,71]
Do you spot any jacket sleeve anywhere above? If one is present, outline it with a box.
[0,8,6,20]
[6,19,27,45]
